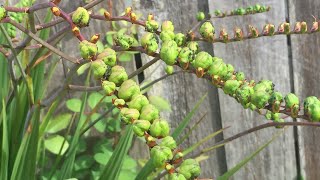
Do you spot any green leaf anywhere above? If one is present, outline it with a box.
[88,92,104,109]
[106,34,114,46]
[149,95,172,112]
[99,125,134,180]
[44,135,69,155]
[217,131,284,180]
[96,40,104,53]
[66,98,82,112]
[46,113,72,133]
[122,156,137,170]
[171,93,207,139]
[94,150,113,165]
[0,100,8,180]
[91,113,106,133]
[183,127,228,156]
[119,169,137,180]
[118,52,133,62]
[74,155,94,171]
[77,63,90,76]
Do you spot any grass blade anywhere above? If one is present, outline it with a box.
[217,130,284,180]
[1,100,8,180]
[183,126,229,156]
[99,125,134,180]
[171,93,207,140]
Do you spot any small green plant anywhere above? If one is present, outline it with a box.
[0,1,319,180]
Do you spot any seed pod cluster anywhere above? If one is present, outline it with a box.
[97,67,200,178]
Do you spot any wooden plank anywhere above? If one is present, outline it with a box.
[288,0,320,179]
[133,0,226,177]
[209,0,297,179]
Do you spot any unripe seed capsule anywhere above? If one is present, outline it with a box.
[118,79,141,101]
[169,173,187,180]
[79,40,97,60]
[139,104,160,123]
[150,146,173,168]
[161,21,175,32]
[91,60,107,79]
[101,80,116,95]
[160,40,179,65]
[120,108,140,124]
[199,21,215,41]
[165,66,174,75]
[196,11,205,21]
[178,159,201,179]
[72,7,90,27]
[133,120,151,136]
[150,119,170,138]
[108,65,128,86]
[127,94,149,111]
[159,136,177,150]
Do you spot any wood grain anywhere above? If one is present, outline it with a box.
[209,0,297,179]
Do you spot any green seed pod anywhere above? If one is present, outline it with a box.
[251,91,271,109]
[221,64,235,81]
[118,39,130,50]
[304,96,319,116]
[91,59,107,79]
[161,21,174,32]
[309,103,320,122]
[284,93,299,110]
[178,159,201,179]
[187,42,200,54]
[133,120,151,136]
[159,136,177,150]
[114,98,126,107]
[160,30,175,41]
[118,79,141,101]
[165,65,174,75]
[160,40,179,65]
[208,59,228,78]
[149,119,170,138]
[223,80,241,96]
[0,7,6,21]
[178,47,192,64]
[269,91,283,112]
[120,108,140,124]
[249,103,257,111]
[199,21,215,41]
[169,173,187,180]
[97,48,117,66]
[253,80,274,94]
[127,94,149,111]
[174,33,186,47]
[274,118,285,128]
[139,104,160,123]
[254,4,261,12]
[196,11,205,21]
[194,51,213,70]
[101,80,116,95]
[246,6,254,14]
[145,20,159,32]
[235,72,245,81]
[79,40,98,60]
[235,84,254,108]
[214,10,222,16]
[72,7,90,27]
[150,145,173,168]
[236,8,246,15]
[141,32,157,47]
[108,65,128,86]
[146,40,158,54]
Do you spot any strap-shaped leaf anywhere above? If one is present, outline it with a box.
[0,100,8,180]
[217,130,284,180]
[171,93,207,140]
[99,125,134,180]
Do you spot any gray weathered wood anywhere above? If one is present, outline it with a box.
[209,0,297,179]
[288,1,320,179]
[133,0,226,177]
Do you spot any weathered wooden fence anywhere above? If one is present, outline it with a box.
[11,0,319,179]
